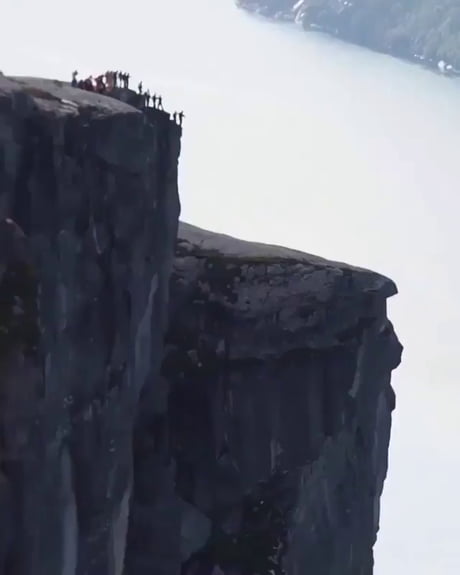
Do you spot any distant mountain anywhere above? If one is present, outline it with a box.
[237,0,460,73]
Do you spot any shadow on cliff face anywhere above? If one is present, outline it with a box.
[0,252,39,361]
[0,218,40,573]
[0,217,40,386]
[11,116,58,238]
[180,470,296,575]
[126,223,402,575]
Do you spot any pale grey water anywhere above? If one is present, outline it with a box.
[3,0,460,572]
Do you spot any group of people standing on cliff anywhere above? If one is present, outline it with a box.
[70,70,185,126]
[71,70,130,91]
[136,81,163,111]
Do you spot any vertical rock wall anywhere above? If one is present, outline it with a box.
[0,76,181,575]
[126,223,402,575]
[0,75,401,575]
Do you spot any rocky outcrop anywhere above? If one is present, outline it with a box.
[236,0,295,20]
[0,74,401,575]
[0,76,181,575]
[237,0,460,75]
[128,222,402,575]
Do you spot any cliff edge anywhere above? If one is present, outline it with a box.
[0,75,401,575]
[128,223,401,575]
[0,75,181,574]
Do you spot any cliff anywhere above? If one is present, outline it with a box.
[128,222,401,575]
[0,75,181,574]
[0,75,401,575]
[237,0,460,73]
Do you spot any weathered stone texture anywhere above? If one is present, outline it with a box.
[0,75,401,575]
[0,76,181,575]
[127,223,402,575]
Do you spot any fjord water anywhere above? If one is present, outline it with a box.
[3,0,460,572]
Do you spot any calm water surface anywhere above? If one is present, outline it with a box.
[3,0,460,572]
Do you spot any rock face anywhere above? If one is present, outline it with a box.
[236,0,460,74]
[0,76,181,575]
[0,75,401,575]
[127,223,402,575]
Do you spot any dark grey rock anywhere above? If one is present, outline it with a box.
[0,471,13,572]
[0,74,401,575]
[128,223,402,575]
[0,75,181,575]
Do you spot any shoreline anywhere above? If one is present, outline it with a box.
[236,0,460,79]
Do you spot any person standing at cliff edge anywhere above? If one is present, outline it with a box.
[95,75,106,94]
[105,71,114,90]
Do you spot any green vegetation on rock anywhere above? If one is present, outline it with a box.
[300,0,460,68]
[239,0,460,71]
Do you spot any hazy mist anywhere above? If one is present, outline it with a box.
[2,0,460,572]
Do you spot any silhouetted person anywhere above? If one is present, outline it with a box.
[152,94,157,108]
[126,73,130,88]
[178,111,185,126]
[84,77,94,91]
[95,75,106,93]
[145,90,151,107]
[138,81,143,95]
[157,95,163,110]
[172,112,177,123]
[71,70,78,87]
[113,70,118,87]
[107,70,116,90]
